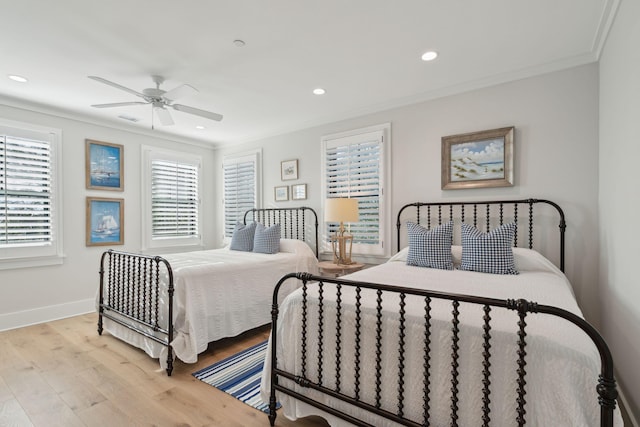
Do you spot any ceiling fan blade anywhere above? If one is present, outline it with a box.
[88,76,147,99]
[154,106,174,126]
[162,84,198,102]
[91,101,148,108]
[171,104,223,122]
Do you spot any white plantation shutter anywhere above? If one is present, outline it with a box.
[1,135,52,244]
[0,120,63,268]
[322,125,389,257]
[151,160,199,238]
[142,147,202,250]
[223,152,259,238]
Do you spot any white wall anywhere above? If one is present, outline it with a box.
[0,103,217,331]
[599,0,640,419]
[217,63,601,320]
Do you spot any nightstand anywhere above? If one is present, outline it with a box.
[318,261,365,278]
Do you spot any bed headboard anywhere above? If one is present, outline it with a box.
[396,198,566,271]
[243,206,319,257]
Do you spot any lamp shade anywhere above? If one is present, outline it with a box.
[325,198,359,223]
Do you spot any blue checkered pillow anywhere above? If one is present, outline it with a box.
[406,221,454,270]
[229,222,256,252]
[253,223,281,254]
[460,222,518,275]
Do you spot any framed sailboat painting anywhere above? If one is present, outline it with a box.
[86,139,123,190]
[86,197,124,246]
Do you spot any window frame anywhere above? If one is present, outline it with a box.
[0,118,63,270]
[141,146,203,252]
[222,149,262,241]
[321,123,391,261]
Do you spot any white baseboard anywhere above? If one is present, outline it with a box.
[0,298,94,332]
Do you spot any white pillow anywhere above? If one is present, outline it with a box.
[279,239,316,257]
[395,245,561,274]
[388,246,409,263]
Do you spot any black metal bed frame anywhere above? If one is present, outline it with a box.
[396,198,566,271]
[268,199,617,426]
[97,206,318,375]
[244,206,318,257]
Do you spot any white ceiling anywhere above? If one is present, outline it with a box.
[0,0,616,147]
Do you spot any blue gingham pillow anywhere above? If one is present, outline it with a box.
[253,223,281,254]
[229,222,256,252]
[460,222,518,275]
[406,221,454,270]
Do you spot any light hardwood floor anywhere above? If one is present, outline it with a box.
[0,313,330,427]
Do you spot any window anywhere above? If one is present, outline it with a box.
[222,150,261,238]
[142,147,202,251]
[321,123,391,259]
[0,119,63,269]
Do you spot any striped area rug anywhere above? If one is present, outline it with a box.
[192,340,280,413]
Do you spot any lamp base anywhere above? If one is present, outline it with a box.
[331,233,353,265]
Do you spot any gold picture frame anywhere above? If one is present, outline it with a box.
[441,126,514,190]
[86,139,124,191]
[86,197,124,246]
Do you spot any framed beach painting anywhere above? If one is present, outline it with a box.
[441,126,514,190]
[86,139,124,191]
[86,197,124,246]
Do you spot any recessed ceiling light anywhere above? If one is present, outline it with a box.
[195,125,205,130]
[8,74,28,83]
[421,51,438,61]
[233,39,245,47]
[313,88,326,95]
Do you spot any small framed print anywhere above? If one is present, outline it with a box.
[281,159,298,181]
[275,186,289,201]
[291,183,307,200]
[86,139,124,191]
[86,197,124,246]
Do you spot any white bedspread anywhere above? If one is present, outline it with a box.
[261,248,622,426]
[101,240,317,368]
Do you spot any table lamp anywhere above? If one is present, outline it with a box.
[325,198,359,265]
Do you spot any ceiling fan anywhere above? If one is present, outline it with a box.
[88,75,223,126]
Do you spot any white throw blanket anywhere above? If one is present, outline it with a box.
[100,240,318,369]
[261,248,622,426]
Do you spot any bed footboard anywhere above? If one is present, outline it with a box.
[268,273,618,427]
[98,249,175,375]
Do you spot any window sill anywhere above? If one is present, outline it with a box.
[0,254,64,271]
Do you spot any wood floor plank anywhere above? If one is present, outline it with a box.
[74,399,133,427]
[1,366,84,427]
[0,335,32,372]
[0,398,34,427]
[0,313,330,426]
[0,376,13,404]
